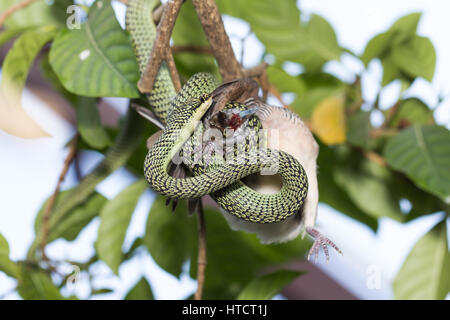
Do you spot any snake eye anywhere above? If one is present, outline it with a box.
[199,94,210,103]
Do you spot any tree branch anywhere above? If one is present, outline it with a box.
[138,0,183,93]
[40,134,79,259]
[166,49,181,92]
[192,0,243,82]
[0,0,37,27]
[194,198,207,300]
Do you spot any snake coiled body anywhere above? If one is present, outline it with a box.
[126,0,308,223]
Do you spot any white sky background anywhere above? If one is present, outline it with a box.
[1,0,449,300]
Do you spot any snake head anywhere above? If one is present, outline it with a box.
[199,93,211,103]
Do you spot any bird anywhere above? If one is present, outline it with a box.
[214,98,342,263]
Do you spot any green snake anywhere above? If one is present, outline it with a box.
[126,0,308,223]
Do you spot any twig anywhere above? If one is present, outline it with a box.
[380,101,401,129]
[138,0,183,93]
[166,49,181,92]
[192,0,243,82]
[268,84,295,111]
[369,128,398,138]
[363,150,387,166]
[242,62,268,78]
[194,199,207,300]
[346,98,364,115]
[40,134,79,259]
[0,0,37,27]
[73,154,83,181]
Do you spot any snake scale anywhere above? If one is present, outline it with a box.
[126,0,308,223]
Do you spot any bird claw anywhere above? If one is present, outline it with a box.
[306,227,343,264]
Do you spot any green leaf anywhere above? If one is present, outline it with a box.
[0,233,18,278]
[361,32,392,66]
[306,14,341,62]
[0,0,72,29]
[17,264,64,300]
[0,27,29,47]
[96,179,148,274]
[189,208,310,298]
[291,72,345,118]
[333,146,405,221]
[172,0,218,79]
[237,270,302,300]
[383,125,450,203]
[389,12,422,44]
[144,196,196,278]
[76,97,112,149]
[393,173,443,221]
[126,122,159,175]
[49,0,140,98]
[391,36,436,82]
[266,65,306,94]
[125,277,154,300]
[222,0,303,60]
[389,98,434,127]
[40,52,113,149]
[35,190,107,243]
[0,25,57,138]
[91,288,114,296]
[219,0,337,69]
[317,144,378,231]
[346,110,371,148]
[381,54,401,87]
[292,86,345,118]
[393,219,449,299]
[361,13,422,66]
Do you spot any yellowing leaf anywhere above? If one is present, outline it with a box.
[310,95,346,144]
[0,26,57,138]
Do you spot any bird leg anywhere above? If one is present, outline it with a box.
[306,227,343,263]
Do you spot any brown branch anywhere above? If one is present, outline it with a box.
[242,62,268,78]
[369,128,398,138]
[166,49,181,92]
[40,134,79,259]
[363,150,387,166]
[380,101,401,129]
[194,199,207,300]
[0,0,37,27]
[138,0,183,93]
[192,0,243,82]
